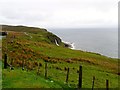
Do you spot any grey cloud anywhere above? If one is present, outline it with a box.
[0,0,118,28]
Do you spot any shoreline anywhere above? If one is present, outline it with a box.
[63,41,118,59]
[63,41,75,49]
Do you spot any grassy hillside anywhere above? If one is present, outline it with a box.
[1,25,119,89]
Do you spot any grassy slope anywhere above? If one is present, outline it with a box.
[2,68,64,88]
[1,25,119,88]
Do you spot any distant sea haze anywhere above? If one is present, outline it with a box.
[49,28,118,58]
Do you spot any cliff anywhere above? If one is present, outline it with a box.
[1,25,63,46]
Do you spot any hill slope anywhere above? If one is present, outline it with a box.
[1,25,119,88]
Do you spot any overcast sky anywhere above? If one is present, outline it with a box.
[0,0,119,28]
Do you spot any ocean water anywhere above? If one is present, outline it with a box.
[49,28,118,58]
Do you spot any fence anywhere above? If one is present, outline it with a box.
[3,54,109,89]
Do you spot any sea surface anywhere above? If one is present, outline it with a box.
[48,28,118,58]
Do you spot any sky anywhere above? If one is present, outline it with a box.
[0,0,119,28]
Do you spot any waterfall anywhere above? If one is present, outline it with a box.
[55,39,59,46]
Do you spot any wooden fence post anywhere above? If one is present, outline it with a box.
[26,61,29,72]
[37,63,40,75]
[66,67,69,83]
[4,54,7,69]
[10,59,14,70]
[92,76,95,90]
[45,63,48,79]
[106,79,109,90]
[22,60,24,70]
[78,65,82,89]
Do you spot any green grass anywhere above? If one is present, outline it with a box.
[1,25,119,88]
[2,68,63,88]
[0,61,2,89]
[2,60,119,88]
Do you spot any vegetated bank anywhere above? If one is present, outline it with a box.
[1,25,119,88]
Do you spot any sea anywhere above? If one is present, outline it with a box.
[48,28,118,58]
[0,28,118,58]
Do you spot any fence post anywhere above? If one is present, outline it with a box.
[37,63,40,75]
[92,76,95,90]
[22,60,24,70]
[45,63,48,79]
[66,67,69,83]
[4,54,7,69]
[10,59,14,70]
[106,79,109,90]
[78,65,82,89]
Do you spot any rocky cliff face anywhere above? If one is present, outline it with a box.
[46,33,62,45]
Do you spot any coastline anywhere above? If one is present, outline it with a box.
[63,41,75,49]
[49,28,118,59]
[63,41,118,59]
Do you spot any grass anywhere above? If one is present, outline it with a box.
[0,61,2,89]
[1,25,119,88]
[2,67,63,88]
[2,60,119,88]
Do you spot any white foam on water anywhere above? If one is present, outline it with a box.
[63,41,75,50]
